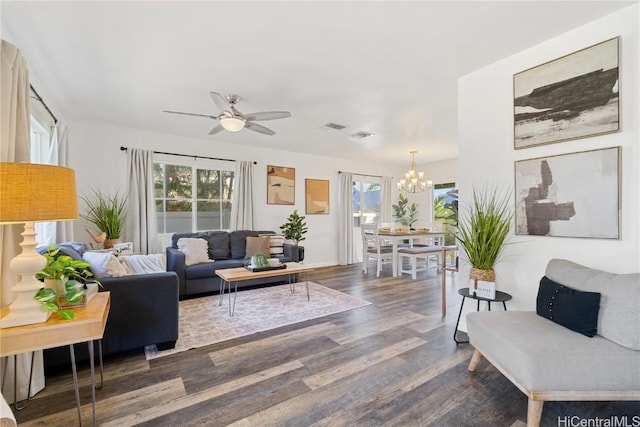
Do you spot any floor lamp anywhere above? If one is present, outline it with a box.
[0,163,78,328]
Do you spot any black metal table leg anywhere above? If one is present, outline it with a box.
[453,296,469,344]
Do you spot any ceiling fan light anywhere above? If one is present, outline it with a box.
[220,116,245,132]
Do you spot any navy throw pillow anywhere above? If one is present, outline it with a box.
[536,276,601,337]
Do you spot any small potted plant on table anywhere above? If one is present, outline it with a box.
[35,244,100,319]
[81,189,127,249]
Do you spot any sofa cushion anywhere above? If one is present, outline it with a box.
[536,276,601,337]
[185,259,244,280]
[229,230,259,259]
[206,231,231,260]
[177,238,211,266]
[82,252,128,278]
[171,231,210,249]
[546,259,640,350]
[245,236,271,259]
[467,311,640,393]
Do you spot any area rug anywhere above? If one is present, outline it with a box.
[144,282,371,360]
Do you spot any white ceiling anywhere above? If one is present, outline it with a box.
[1,1,634,167]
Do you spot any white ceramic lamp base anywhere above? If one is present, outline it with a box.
[0,222,51,328]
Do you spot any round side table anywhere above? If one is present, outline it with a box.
[453,287,512,344]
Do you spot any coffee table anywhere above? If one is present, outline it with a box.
[215,262,315,316]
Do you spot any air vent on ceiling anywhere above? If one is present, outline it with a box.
[320,122,347,131]
[350,131,373,139]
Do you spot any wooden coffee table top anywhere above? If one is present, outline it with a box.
[215,262,314,282]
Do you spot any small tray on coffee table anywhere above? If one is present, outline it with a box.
[244,264,287,272]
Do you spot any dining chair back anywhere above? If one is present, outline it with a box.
[361,224,393,277]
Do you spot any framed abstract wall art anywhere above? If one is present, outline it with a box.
[267,165,295,205]
[514,37,619,149]
[514,146,620,239]
[305,179,329,214]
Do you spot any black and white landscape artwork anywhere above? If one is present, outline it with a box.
[514,147,619,239]
[514,37,619,149]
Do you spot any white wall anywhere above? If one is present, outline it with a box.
[457,5,639,316]
[68,121,399,267]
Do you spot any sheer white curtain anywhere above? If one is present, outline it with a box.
[127,148,160,254]
[380,176,393,223]
[0,39,45,401]
[39,124,73,245]
[338,172,355,265]
[229,161,254,230]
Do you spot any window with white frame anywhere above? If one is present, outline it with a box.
[154,159,234,233]
[352,176,381,227]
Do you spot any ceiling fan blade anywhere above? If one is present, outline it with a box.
[244,111,291,121]
[163,110,218,120]
[208,124,225,135]
[210,92,231,112]
[244,121,275,136]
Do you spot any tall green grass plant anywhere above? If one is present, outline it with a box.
[455,187,512,271]
[81,189,127,239]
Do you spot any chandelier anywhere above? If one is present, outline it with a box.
[397,151,432,193]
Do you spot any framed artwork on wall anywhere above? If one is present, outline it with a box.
[267,165,295,205]
[514,37,619,149]
[305,179,330,214]
[514,146,620,239]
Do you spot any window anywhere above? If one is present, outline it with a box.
[30,117,50,164]
[433,182,458,245]
[154,161,234,233]
[30,116,51,246]
[352,176,381,227]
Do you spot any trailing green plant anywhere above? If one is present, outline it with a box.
[34,281,86,320]
[280,209,308,247]
[34,244,100,319]
[455,186,512,271]
[36,244,94,282]
[392,193,419,227]
[81,189,127,239]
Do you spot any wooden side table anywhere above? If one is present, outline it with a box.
[0,292,110,426]
[439,245,459,317]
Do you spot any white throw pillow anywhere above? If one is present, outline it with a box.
[82,252,128,278]
[177,238,211,266]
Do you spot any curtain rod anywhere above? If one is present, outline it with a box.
[338,170,385,179]
[30,84,58,124]
[120,146,256,164]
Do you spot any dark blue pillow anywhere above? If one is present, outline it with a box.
[536,276,601,337]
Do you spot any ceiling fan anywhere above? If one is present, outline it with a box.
[163,92,291,136]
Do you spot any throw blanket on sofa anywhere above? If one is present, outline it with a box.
[122,254,166,274]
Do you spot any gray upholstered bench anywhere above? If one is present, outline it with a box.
[397,246,441,279]
[466,259,640,427]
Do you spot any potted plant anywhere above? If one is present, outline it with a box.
[455,186,512,288]
[81,189,127,249]
[35,244,100,319]
[280,209,308,262]
[392,193,419,228]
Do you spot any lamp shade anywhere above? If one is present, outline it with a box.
[0,163,78,224]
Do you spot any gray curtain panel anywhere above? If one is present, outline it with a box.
[380,176,393,223]
[338,171,355,265]
[229,160,254,230]
[127,148,160,254]
[0,39,45,403]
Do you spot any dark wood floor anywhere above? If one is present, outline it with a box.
[14,264,639,426]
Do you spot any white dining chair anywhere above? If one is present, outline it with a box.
[360,224,393,277]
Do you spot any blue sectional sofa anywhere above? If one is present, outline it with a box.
[166,229,304,297]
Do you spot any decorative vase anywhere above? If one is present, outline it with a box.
[469,268,496,299]
[44,278,66,295]
[103,238,120,249]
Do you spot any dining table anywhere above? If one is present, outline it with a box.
[377,229,445,277]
